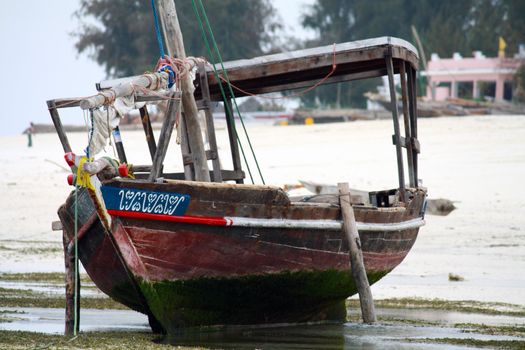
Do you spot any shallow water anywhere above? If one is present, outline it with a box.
[1,307,523,349]
[0,307,149,334]
[165,322,523,350]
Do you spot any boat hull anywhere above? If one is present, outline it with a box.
[57,189,149,314]
[59,180,425,334]
[113,218,416,332]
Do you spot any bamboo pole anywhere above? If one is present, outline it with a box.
[338,183,376,324]
[158,0,210,182]
[79,72,168,110]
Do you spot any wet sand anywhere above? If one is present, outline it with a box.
[1,115,524,348]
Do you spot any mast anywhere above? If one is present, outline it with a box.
[158,0,211,182]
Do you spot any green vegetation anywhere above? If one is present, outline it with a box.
[448,272,465,281]
[0,272,91,284]
[456,323,525,338]
[348,297,525,317]
[405,338,525,349]
[74,0,280,77]
[0,273,125,309]
[0,330,203,350]
[139,269,388,331]
[514,64,525,103]
[0,286,125,309]
[2,272,524,348]
[73,0,525,108]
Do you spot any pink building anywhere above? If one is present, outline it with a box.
[423,51,523,102]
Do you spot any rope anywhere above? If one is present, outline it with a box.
[85,109,95,159]
[150,0,165,58]
[197,0,265,184]
[73,186,79,336]
[191,0,265,184]
[190,0,253,183]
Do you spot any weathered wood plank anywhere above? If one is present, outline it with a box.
[96,37,418,102]
[52,221,63,231]
[198,38,418,100]
[148,95,180,181]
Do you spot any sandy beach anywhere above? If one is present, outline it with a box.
[1,114,524,348]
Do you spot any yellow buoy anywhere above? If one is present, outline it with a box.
[305,117,314,125]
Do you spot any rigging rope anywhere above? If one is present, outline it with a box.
[150,0,165,59]
[191,0,265,185]
[73,186,79,337]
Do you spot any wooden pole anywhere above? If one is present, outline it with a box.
[139,106,158,162]
[198,62,222,182]
[112,126,128,164]
[385,53,406,202]
[62,229,80,336]
[224,98,244,184]
[149,93,180,181]
[407,66,419,186]
[338,183,376,324]
[47,101,72,154]
[158,0,210,182]
[400,62,415,188]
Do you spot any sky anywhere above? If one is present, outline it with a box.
[0,0,314,136]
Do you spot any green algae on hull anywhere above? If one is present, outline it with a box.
[139,269,387,333]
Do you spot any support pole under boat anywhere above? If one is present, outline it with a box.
[338,183,376,324]
[62,229,80,336]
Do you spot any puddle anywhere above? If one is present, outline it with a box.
[0,307,149,334]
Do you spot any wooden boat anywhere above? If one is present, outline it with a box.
[49,36,426,335]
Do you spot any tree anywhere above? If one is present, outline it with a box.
[74,0,280,78]
[514,64,525,103]
[300,0,525,107]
